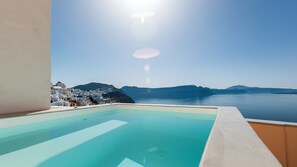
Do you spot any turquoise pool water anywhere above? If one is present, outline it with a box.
[0,107,216,167]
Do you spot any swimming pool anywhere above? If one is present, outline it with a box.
[0,105,217,167]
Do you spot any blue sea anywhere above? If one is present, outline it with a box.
[136,94,297,123]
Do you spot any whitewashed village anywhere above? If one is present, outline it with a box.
[51,82,134,106]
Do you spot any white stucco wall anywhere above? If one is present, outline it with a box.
[0,0,51,114]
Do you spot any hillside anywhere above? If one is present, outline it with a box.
[73,82,116,91]
[73,82,135,103]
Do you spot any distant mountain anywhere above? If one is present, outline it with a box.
[73,82,135,103]
[73,82,116,91]
[213,85,297,94]
[102,91,135,103]
[72,82,297,102]
[227,85,251,90]
[121,85,297,100]
[121,85,214,100]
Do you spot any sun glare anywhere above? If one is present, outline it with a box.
[124,0,160,12]
[124,0,161,85]
[131,12,155,23]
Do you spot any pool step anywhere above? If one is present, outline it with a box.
[0,120,127,167]
[118,158,144,167]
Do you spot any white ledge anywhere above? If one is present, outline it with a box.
[200,107,281,167]
[246,118,297,126]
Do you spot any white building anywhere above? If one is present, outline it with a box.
[0,0,51,115]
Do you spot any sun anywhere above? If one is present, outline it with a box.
[131,12,155,23]
[123,0,160,13]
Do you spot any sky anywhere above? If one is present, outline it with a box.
[51,0,297,89]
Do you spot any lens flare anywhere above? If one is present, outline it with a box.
[144,64,150,73]
[133,48,160,59]
[146,77,151,84]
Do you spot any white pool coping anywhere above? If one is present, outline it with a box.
[0,103,281,167]
[199,107,281,167]
[246,118,297,126]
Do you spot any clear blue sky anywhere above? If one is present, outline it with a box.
[51,0,297,89]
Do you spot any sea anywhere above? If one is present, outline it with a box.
[136,94,297,123]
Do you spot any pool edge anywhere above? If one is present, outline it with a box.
[0,103,282,167]
[199,106,282,167]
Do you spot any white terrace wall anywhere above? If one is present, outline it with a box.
[0,0,51,114]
